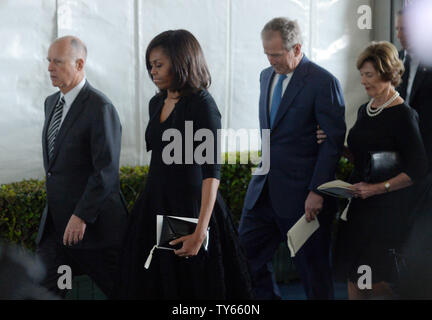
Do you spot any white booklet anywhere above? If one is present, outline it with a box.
[317,179,354,199]
[287,214,320,257]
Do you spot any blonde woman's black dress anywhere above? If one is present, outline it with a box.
[336,103,427,284]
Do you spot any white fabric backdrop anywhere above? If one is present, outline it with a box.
[0,0,372,184]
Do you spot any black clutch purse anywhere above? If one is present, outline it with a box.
[364,151,402,183]
[144,215,210,269]
[160,216,198,250]
[159,215,209,251]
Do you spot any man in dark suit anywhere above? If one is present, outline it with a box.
[36,36,127,299]
[238,17,346,300]
[395,9,432,299]
[396,10,432,172]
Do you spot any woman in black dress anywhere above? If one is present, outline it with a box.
[117,30,252,299]
[337,41,428,299]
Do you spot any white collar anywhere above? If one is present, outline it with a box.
[61,77,86,107]
[405,50,419,62]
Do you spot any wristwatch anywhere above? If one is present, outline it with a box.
[384,181,391,193]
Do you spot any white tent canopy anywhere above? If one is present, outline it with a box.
[0,0,374,184]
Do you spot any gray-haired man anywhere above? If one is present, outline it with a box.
[239,17,346,299]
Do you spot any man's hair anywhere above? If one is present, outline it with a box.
[261,17,303,50]
[397,5,414,19]
[357,41,404,87]
[70,37,87,61]
[397,6,409,16]
[54,36,87,62]
[145,29,211,96]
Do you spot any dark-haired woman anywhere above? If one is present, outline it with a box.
[117,30,252,299]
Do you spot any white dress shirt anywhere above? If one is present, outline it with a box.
[59,77,87,127]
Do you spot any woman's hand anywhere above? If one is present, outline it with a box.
[170,231,206,258]
[170,178,217,259]
[351,182,384,199]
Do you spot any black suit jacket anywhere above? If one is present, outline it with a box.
[36,80,128,249]
[397,50,432,170]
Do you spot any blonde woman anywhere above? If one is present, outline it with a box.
[336,41,427,299]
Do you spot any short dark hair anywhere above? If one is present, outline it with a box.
[145,29,211,95]
[397,7,407,16]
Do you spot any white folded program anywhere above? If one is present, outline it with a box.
[287,213,320,258]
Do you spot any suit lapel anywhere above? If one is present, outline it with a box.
[48,81,90,169]
[271,55,309,130]
[42,93,61,170]
[260,70,274,130]
[397,50,408,99]
[409,65,427,105]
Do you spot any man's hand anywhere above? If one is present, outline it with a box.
[63,214,86,246]
[316,125,327,144]
[305,191,323,222]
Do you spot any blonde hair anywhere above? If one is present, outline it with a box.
[357,41,404,87]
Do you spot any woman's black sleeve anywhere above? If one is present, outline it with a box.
[193,92,222,180]
[396,107,428,181]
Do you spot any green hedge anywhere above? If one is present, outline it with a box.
[0,154,353,252]
[0,179,46,251]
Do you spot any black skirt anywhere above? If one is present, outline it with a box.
[116,185,253,300]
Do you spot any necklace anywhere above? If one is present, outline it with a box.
[366,91,400,117]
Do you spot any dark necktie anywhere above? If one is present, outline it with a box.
[270,74,287,128]
[47,96,65,160]
[400,53,411,100]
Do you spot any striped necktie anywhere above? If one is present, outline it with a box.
[47,96,65,160]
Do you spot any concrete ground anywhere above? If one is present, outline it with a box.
[279,281,348,300]
[65,276,348,300]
